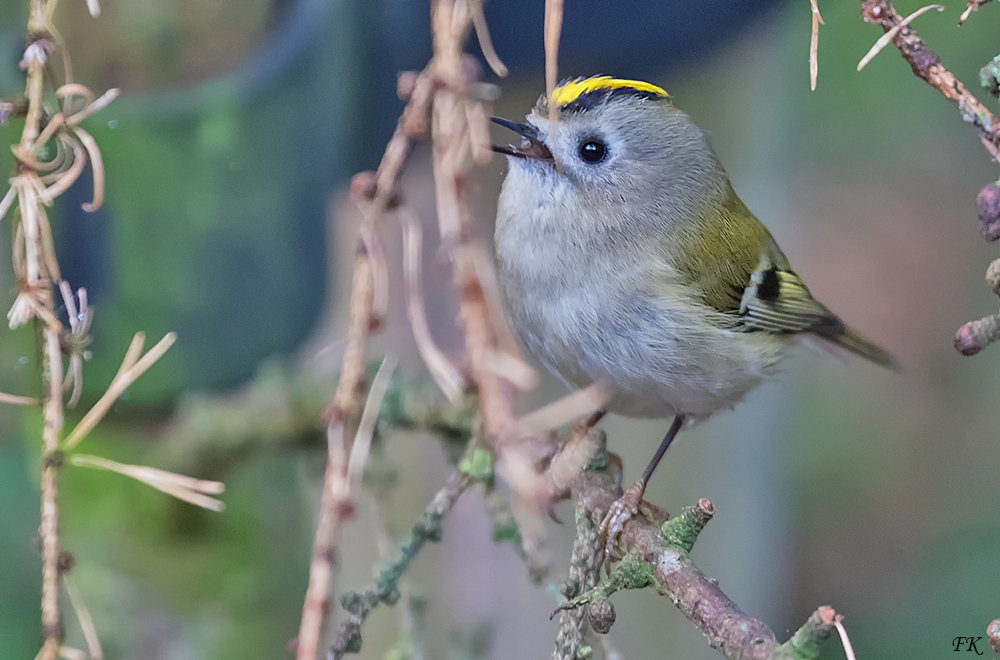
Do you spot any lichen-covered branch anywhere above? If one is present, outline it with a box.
[552,499,603,660]
[567,470,840,660]
[328,470,471,659]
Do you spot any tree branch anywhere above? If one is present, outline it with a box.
[565,469,840,660]
[329,470,471,659]
[860,0,1000,356]
[861,0,1000,151]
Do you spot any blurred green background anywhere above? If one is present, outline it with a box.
[1,0,999,658]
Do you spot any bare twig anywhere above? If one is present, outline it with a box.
[833,618,858,660]
[297,39,435,660]
[0,391,38,405]
[544,0,563,125]
[71,454,225,511]
[515,382,609,436]
[861,0,1000,153]
[346,354,398,490]
[857,4,942,72]
[62,332,176,450]
[396,207,465,402]
[296,253,375,660]
[809,0,824,90]
[63,575,103,660]
[470,0,508,77]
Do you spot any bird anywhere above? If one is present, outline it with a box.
[491,76,895,550]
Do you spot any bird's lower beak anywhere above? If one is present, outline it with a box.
[490,117,554,163]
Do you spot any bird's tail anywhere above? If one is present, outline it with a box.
[819,323,898,369]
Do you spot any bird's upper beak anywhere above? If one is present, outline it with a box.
[490,117,554,163]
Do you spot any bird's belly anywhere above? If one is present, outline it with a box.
[511,286,783,419]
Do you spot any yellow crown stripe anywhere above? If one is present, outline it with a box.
[551,76,668,108]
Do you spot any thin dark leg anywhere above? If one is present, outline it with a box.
[640,414,685,486]
[599,413,687,563]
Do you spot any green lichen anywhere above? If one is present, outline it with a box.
[660,504,711,554]
[981,55,1000,98]
[458,447,493,481]
[553,549,655,616]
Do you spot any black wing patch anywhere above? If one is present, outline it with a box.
[737,256,837,335]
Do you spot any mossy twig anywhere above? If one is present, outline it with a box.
[329,470,471,659]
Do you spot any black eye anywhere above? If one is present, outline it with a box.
[578,140,606,163]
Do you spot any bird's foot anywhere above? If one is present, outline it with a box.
[598,478,645,564]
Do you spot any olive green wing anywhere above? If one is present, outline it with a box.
[675,187,896,368]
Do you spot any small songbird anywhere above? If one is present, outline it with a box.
[491,77,895,547]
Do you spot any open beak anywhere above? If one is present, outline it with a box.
[490,117,554,163]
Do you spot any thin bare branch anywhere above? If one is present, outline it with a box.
[470,0,507,77]
[516,382,609,436]
[809,0,824,90]
[544,0,563,125]
[347,353,398,489]
[0,391,38,405]
[857,3,942,71]
[63,575,103,660]
[0,184,17,221]
[71,454,225,511]
[397,207,465,402]
[71,128,105,211]
[63,332,176,450]
[834,618,857,660]
[482,349,536,392]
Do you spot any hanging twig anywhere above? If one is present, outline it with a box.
[809,0,824,90]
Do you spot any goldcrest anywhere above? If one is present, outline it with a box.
[491,77,895,544]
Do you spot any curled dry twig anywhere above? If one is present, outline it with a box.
[5,9,179,657]
[396,207,465,402]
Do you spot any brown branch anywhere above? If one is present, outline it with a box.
[568,470,841,660]
[861,0,1000,153]
[21,4,65,659]
[860,0,1000,357]
[295,52,434,660]
[295,249,376,660]
[427,0,550,514]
